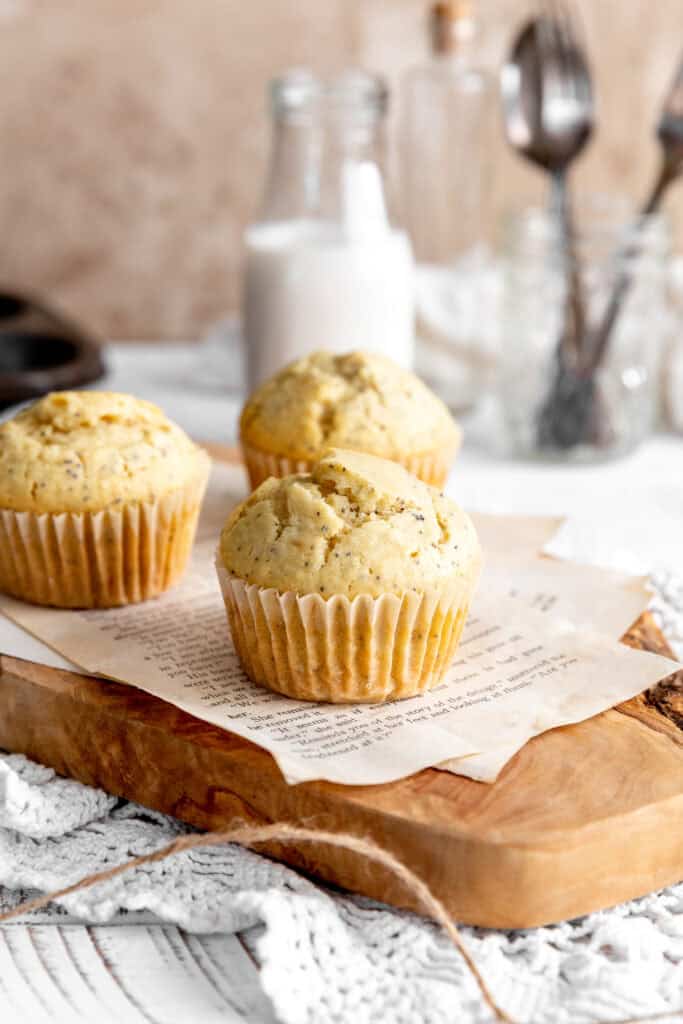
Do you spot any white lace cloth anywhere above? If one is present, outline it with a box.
[1,576,682,1024]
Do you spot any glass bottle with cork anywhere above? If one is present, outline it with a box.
[400,0,497,412]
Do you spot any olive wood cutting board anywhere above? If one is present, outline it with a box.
[0,445,682,929]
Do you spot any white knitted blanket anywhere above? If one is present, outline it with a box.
[1,572,682,1024]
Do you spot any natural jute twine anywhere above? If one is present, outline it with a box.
[0,823,678,1024]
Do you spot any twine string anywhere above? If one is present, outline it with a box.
[0,823,511,1021]
[0,823,678,1024]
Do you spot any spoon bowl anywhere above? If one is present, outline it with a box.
[501,16,594,174]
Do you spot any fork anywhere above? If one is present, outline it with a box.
[584,54,683,375]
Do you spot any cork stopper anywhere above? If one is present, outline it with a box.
[431,0,475,54]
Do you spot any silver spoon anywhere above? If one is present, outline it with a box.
[502,5,600,450]
[501,7,594,363]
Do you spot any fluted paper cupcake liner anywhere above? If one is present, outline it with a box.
[399,444,460,489]
[241,443,314,490]
[241,436,461,491]
[0,463,210,608]
[216,563,477,703]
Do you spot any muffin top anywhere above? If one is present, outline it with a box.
[0,391,209,513]
[240,350,461,462]
[219,448,480,599]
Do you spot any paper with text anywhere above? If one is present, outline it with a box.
[0,463,675,785]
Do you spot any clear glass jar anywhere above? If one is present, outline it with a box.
[497,196,670,461]
[243,69,415,392]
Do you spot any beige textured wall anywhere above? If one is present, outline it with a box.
[0,0,680,339]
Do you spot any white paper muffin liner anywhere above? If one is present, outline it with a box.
[241,444,314,490]
[0,464,210,609]
[216,562,478,703]
[241,435,461,491]
[399,445,460,489]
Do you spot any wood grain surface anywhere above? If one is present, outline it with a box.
[1,612,681,930]
[1,444,682,929]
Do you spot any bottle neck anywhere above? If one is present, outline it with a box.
[260,115,319,221]
[321,113,390,234]
[431,0,477,58]
[260,106,391,232]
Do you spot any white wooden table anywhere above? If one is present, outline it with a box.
[2,339,682,1023]
[0,924,276,1023]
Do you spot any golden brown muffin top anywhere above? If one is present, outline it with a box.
[219,447,480,599]
[0,391,209,513]
[240,350,461,462]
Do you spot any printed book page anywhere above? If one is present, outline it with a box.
[0,463,675,785]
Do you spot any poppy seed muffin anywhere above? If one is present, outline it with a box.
[217,447,480,702]
[0,391,210,607]
[240,350,461,490]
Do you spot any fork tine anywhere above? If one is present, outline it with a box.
[548,0,575,37]
[573,47,594,106]
[534,0,594,139]
[545,0,576,73]
[549,0,591,71]
[540,0,593,106]
[555,0,590,51]
[545,0,583,68]
[539,0,572,79]
[559,1,594,106]
[536,3,571,106]
[535,2,553,51]
[540,0,568,40]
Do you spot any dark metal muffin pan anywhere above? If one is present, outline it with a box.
[0,292,105,409]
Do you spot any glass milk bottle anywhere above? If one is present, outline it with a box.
[243,70,415,391]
